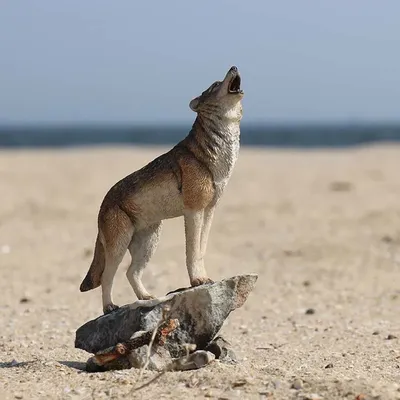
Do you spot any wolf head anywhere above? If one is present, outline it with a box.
[189,66,244,122]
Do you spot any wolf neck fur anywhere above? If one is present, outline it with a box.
[186,111,241,185]
[193,114,240,145]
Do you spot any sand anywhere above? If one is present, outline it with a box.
[0,145,399,400]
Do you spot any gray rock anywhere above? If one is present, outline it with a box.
[169,350,216,371]
[86,345,216,373]
[128,345,171,370]
[204,335,237,363]
[75,274,257,360]
[292,378,304,390]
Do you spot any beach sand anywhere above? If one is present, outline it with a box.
[1,145,399,399]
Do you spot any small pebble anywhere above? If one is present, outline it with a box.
[292,378,303,390]
[372,331,379,335]
[329,181,353,192]
[305,308,315,315]
[381,235,394,243]
[259,392,273,399]
[283,249,302,257]
[324,363,334,369]
[19,297,30,304]
[232,378,248,388]
[272,380,281,389]
[387,334,397,340]
[303,280,311,287]
[14,394,23,399]
[239,325,249,334]
[304,394,322,400]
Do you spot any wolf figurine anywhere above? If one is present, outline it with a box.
[80,66,244,314]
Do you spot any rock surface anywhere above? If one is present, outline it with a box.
[75,274,258,365]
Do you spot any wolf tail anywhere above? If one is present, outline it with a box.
[79,235,105,292]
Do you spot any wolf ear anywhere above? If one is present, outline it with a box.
[189,97,200,112]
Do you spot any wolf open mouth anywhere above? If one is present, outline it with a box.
[228,75,242,94]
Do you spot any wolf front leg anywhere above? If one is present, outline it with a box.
[200,205,215,257]
[184,209,213,287]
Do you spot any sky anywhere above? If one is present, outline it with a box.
[0,1,399,124]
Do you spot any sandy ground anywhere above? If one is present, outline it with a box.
[0,145,400,400]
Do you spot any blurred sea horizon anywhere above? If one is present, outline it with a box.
[1,122,400,149]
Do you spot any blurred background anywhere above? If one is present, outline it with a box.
[1,0,400,146]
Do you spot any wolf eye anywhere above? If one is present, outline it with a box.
[210,82,220,91]
[202,82,220,96]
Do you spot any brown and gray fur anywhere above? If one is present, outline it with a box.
[80,66,244,314]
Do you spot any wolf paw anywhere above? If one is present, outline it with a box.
[191,277,214,287]
[139,294,156,301]
[103,303,119,315]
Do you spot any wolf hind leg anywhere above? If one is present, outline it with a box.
[127,222,162,300]
[100,208,135,314]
